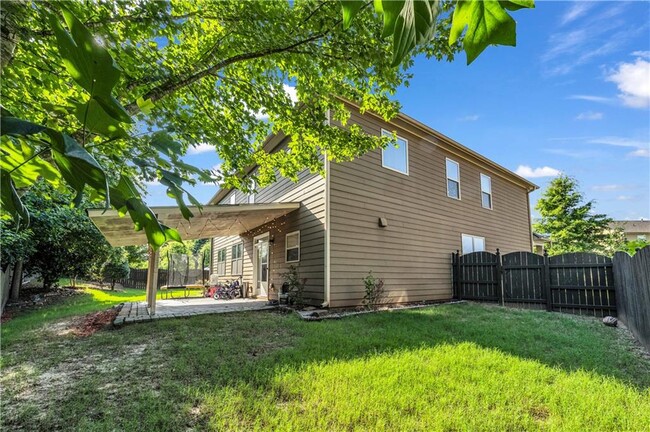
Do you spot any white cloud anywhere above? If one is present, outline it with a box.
[629,148,650,158]
[458,114,480,122]
[632,50,650,59]
[560,2,594,26]
[606,57,650,108]
[187,142,215,155]
[283,84,298,104]
[567,95,613,103]
[588,136,650,158]
[515,165,561,178]
[592,184,625,192]
[575,111,603,120]
[616,195,635,201]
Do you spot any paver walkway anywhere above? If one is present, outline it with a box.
[114,297,276,325]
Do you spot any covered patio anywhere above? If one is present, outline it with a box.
[88,202,300,318]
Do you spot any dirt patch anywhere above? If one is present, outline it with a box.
[67,306,121,337]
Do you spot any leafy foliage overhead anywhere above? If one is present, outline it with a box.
[1,0,533,247]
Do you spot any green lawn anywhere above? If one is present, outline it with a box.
[1,295,649,431]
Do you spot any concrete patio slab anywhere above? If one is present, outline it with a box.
[114,297,276,325]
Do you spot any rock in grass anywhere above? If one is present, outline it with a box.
[603,316,618,327]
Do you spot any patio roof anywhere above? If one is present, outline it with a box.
[87,202,301,247]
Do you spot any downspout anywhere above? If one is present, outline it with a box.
[527,189,534,252]
[321,110,331,308]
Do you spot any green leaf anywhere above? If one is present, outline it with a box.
[0,169,30,227]
[389,0,441,66]
[0,139,61,189]
[499,0,535,11]
[49,7,132,124]
[151,131,183,158]
[74,98,129,139]
[44,130,110,206]
[340,0,365,30]
[136,96,155,114]
[450,0,533,65]
[378,0,405,38]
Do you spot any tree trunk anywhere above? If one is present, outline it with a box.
[1,265,14,314]
[10,259,23,301]
[111,280,115,290]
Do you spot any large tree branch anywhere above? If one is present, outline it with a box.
[124,30,331,113]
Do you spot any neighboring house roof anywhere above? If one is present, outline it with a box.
[611,220,650,235]
[209,101,539,205]
[532,232,551,243]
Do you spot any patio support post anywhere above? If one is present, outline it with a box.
[146,245,160,315]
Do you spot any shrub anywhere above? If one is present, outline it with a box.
[362,271,385,309]
[282,265,307,308]
[102,254,130,290]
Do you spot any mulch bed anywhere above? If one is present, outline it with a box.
[68,306,121,337]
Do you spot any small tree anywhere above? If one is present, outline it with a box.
[534,175,623,255]
[362,271,386,309]
[102,252,130,290]
[282,265,307,308]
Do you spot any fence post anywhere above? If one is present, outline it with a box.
[496,248,504,306]
[455,250,462,301]
[543,250,552,312]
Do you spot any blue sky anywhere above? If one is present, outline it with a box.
[146,1,650,221]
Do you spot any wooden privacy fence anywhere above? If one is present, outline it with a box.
[106,268,210,290]
[452,247,650,351]
[452,250,616,317]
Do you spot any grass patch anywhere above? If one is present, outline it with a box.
[1,299,649,431]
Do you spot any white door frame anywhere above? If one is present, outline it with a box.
[253,232,270,297]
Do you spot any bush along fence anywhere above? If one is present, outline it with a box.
[452,247,650,351]
[104,268,210,290]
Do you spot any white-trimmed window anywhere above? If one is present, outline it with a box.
[381,130,409,175]
[215,248,227,275]
[480,174,492,209]
[231,243,243,275]
[248,180,256,204]
[461,234,485,254]
[446,158,460,199]
[285,231,300,263]
[230,193,236,205]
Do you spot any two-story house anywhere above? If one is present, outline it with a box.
[210,101,538,307]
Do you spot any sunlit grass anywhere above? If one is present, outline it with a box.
[2,296,649,431]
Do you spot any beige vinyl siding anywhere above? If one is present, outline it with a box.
[328,108,532,307]
[212,147,325,304]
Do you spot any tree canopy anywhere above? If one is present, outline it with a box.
[1,0,534,248]
[534,175,623,256]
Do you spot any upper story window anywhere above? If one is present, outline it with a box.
[215,248,227,275]
[248,180,256,204]
[381,130,409,175]
[230,193,236,205]
[446,158,460,199]
[462,234,485,254]
[286,231,300,263]
[480,174,492,209]
[231,243,243,275]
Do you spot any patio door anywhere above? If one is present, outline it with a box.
[253,233,269,297]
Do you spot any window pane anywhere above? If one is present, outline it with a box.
[286,232,299,249]
[474,237,485,252]
[462,235,474,254]
[480,174,491,193]
[381,132,408,174]
[482,192,492,209]
[286,248,299,262]
[447,179,459,199]
[446,159,459,181]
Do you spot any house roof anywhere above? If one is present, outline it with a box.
[611,220,650,234]
[87,202,300,247]
[209,100,538,205]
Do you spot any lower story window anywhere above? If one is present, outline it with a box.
[216,248,227,275]
[231,243,243,275]
[461,234,485,254]
[286,231,300,263]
